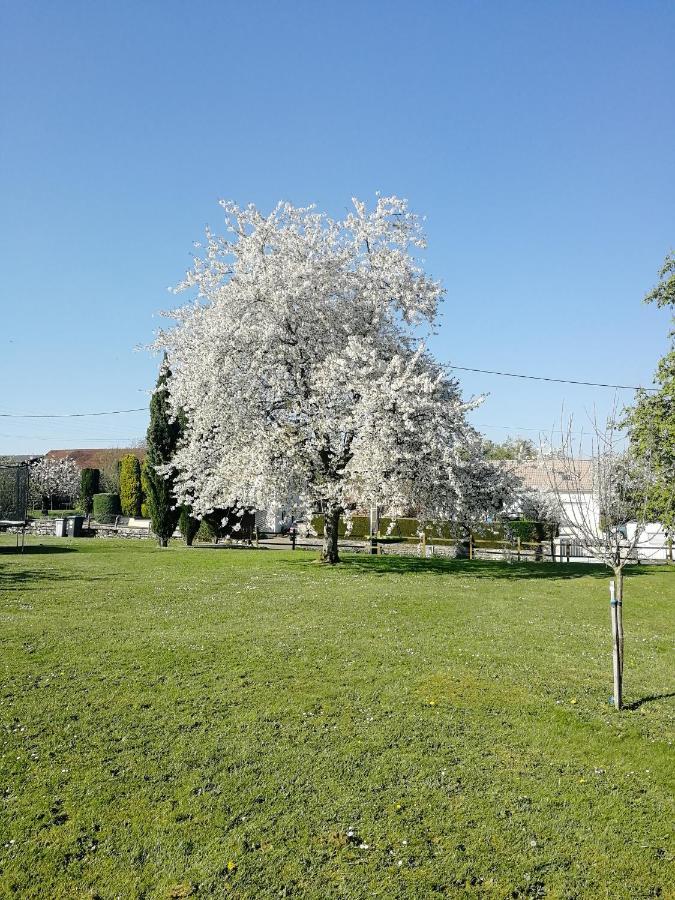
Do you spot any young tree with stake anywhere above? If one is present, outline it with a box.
[545,413,655,709]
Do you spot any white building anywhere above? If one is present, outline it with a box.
[501,458,671,563]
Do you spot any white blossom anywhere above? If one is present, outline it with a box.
[153,196,512,559]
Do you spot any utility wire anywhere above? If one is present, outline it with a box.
[0,364,658,419]
[0,407,147,419]
[445,365,658,392]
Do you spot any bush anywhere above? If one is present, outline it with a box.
[179,506,200,546]
[195,520,215,542]
[92,493,122,524]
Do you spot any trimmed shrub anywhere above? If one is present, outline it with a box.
[119,454,143,517]
[92,493,121,524]
[195,520,214,542]
[179,506,200,546]
[80,468,100,514]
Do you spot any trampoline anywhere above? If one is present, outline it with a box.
[0,462,30,551]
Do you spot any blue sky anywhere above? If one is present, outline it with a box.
[1,0,673,454]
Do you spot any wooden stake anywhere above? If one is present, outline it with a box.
[610,580,622,710]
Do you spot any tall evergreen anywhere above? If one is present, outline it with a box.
[145,359,182,546]
[119,454,143,517]
[80,467,100,514]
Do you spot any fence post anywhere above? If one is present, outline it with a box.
[668,536,673,564]
[517,536,521,562]
[469,532,474,560]
[566,542,570,563]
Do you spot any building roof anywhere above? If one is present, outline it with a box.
[45,448,146,469]
[501,457,594,493]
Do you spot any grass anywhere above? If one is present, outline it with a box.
[0,538,673,899]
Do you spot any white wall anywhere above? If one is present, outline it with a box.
[626,522,672,562]
[558,491,601,537]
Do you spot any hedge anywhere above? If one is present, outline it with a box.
[308,516,557,544]
[92,493,122,524]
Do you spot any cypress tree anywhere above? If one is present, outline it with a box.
[119,454,143,517]
[145,359,182,546]
[80,468,100,514]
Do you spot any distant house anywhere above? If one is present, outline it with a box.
[501,457,598,534]
[45,448,145,470]
[501,457,670,562]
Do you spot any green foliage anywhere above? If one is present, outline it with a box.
[92,493,121,524]
[179,506,200,546]
[195,519,215,542]
[0,537,673,898]
[625,350,675,528]
[624,254,675,529]
[484,437,537,460]
[99,457,121,494]
[144,359,183,546]
[119,454,143,517]
[503,519,557,544]
[644,251,675,309]
[79,468,100,515]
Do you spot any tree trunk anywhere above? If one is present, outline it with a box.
[321,505,341,564]
[158,536,168,548]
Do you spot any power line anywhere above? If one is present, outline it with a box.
[0,407,147,419]
[0,362,659,420]
[445,364,658,393]
[474,422,628,440]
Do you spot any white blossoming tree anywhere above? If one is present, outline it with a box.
[30,456,80,512]
[154,196,508,563]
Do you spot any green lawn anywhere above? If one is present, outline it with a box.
[0,538,673,899]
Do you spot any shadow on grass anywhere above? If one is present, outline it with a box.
[0,544,78,556]
[310,555,654,581]
[625,691,675,711]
